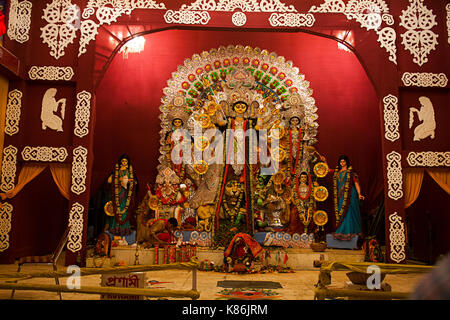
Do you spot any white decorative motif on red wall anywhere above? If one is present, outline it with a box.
[386,151,403,201]
[0,146,18,193]
[180,0,297,12]
[232,11,247,26]
[0,202,13,252]
[309,0,397,64]
[164,10,211,24]
[389,212,406,263]
[67,202,84,253]
[399,0,438,66]
[268,13,315,27]
[40,0,79,60]
[382,94,400,142]
[407,152,450,167]
[4,90,23,137]
[28,66,74,81]
[402,72,448,87]
[7,0,32,44]
[79,1,166,57]
[71,146,88,195]
[74,91,92,138]
[447,3,450,44]
[21,146,68,162]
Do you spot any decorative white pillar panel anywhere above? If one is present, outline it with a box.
[0,203,13,252]
[386,151,403,201]
[1,146,18,193]
[389,212,406,263]
[67,202,84,253]
[74,91,92,138]
[71,146,88,195]
[4,90,23,137]
[7,0,32,44]
[383,94,400,143]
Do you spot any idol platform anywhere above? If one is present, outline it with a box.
[87,231,364,270]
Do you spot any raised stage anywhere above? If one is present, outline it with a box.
[87,246,364,271]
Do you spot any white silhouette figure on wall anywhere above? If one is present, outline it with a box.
[409,96,436,141]
[41,88,66,132]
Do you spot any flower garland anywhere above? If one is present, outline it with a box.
[333,166,353,228]
[113,164,135,225]
[170,132,186,178]
[292,186,314,227]
[288,127,302,176]
[215,118,247,231]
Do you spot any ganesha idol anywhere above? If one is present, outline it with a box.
[152,167,192,224]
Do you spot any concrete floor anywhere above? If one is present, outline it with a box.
[0,252,429,300]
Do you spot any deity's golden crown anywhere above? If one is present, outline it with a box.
[168,106,189,124]
[283,93,305,120]
[227,88,253,107]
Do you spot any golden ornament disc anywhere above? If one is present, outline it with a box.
[288,93,302,106]
[104,201,114,216]
[206,102,217,116]
[269,125,285,139]
[173,96,185,107]
[196,114,211,128]
[194,160,209,175]
[258,106,267,115]
[148,195,159,211]
[195,136,210,151]
[273,171,285,185]
[314,162,329,178]
[313,186,329,202]
[313,210,328,226]
[270,147,286,162]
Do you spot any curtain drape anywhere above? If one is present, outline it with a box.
[49,163,71,200]
[403,168,425,209]
[0,164,47,200]
[404,168,449,208]
[426,168,450,195]
[0,163,72,200]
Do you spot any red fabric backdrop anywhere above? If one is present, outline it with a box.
[92,29,383,228]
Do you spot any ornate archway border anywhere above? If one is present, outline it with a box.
[4,0,449,264]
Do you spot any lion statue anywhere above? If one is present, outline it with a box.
[136,190,157,247]
[219,178,246,225]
